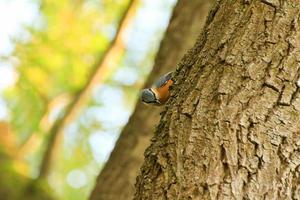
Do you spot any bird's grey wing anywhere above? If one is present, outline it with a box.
[153,71,173,88]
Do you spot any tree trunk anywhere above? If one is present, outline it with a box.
[134,1,300,199]
[89,1,213,200]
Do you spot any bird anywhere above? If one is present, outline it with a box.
[141,71,173,106]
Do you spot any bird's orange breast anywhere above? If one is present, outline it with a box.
[153,79,173,104]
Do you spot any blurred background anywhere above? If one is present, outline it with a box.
[0,0,176,199]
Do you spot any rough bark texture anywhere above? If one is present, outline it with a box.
[135,0,300,199]
[89,1,213,200]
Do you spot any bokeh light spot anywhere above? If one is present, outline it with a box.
[66,169,87,189]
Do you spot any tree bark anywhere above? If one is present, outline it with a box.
[135,1,300,199]
[89,1,213,200]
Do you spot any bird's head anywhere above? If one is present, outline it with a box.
[141,88,161,105]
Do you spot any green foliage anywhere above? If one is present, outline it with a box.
[0,151,55,200]
[2,0,176,199]
[6,0,129,143]
[4,0,131,199]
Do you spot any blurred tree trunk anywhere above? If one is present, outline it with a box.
[89,1,213,200]
[134,1,300,199]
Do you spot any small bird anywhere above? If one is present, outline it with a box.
[141,71,173,106]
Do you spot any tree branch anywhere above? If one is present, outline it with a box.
[37,0,138,179]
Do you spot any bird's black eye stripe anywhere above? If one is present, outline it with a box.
[141,88,158,104]
[142,89,158,104]
[149,89,157,99]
